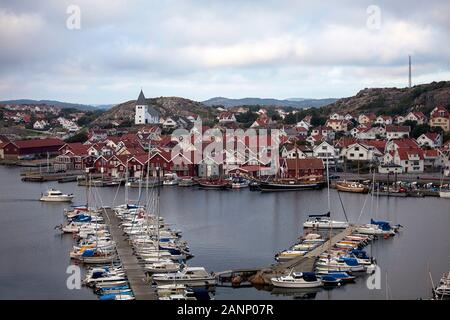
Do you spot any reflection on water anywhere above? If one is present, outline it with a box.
[0,166,449,299]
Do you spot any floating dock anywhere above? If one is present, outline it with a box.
[216,226,356,286]
[101,208,156,300]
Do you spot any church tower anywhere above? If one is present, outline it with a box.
[135,89,149,124]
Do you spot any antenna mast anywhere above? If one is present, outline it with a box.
[408,55,412,88]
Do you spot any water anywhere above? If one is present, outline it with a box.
[0,166,449,300]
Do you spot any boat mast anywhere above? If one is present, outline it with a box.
[125,158,129,205]
[156,166,161,259]
[326,157,330,214]
[146,142,151,206]
[295,146,298,180]
[85,167,89,209]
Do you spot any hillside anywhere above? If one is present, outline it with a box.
[203,97,337,108]
[93,96,216,125]
[322,81,450,116]
[0,99,112,111]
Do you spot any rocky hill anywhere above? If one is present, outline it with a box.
[322,81,450,116]
[203,97,337,108]
[93,96,217,125]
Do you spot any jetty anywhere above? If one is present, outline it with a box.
[101,208,156,300]
[216,226,355,286]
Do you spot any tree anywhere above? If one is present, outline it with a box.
[411,124,430,139]
[311,116,326,127]
[65,130,88,143]
[283,112,297,125]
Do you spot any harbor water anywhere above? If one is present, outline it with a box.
[0,166,449,300]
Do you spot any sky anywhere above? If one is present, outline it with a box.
[0,0,449,104]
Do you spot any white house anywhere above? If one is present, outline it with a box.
[342,143,381,162]
[313,141,338,166]
[405,111,427,125]
[329,112,344,120]
[296,120,312,130]
[416,132,443,148]
[375,115,393,125]
[394,115,406,124]
[386,125,410,140]
[218,112,236,123]
[281,144,308,159]
[162,117,178,129]
[393,148,424,173]
[135,90,160,125]
[33,120,49,130]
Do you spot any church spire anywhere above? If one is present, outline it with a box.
[136,89,147,105]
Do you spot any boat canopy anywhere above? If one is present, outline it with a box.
[350,249,370,259]
[370,219,391,231]
[308,212,330,218]
[340,257,359,266]
[82,249,96,257]
[294,272,318,281]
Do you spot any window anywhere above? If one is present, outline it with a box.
[359,153,364,158]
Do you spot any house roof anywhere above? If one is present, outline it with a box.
[285,158,324,170]
[422,132,440,141]
[11,138,64,149]
[397,147,424,160]
[62,143,89,156]
[386,125,411,133]
[431,105,449,118]
[136,90,147,105]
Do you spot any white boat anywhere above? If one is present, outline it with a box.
[439,190,450,199]
[303,217,349,229]
[275,250,308,262]
[163,173,179,186]
[271,272,322,288]
[231,178,249,189]
[435,271,450,297]
[40,189,74,202]
[152,267,216,287]
[355,224,395,236]
[144,261,181,274]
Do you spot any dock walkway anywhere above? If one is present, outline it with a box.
[102,208,156,300]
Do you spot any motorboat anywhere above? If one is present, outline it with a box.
[178,177,196,187]
[336,181,369,193]
[439,190,450,199]
[231,177,249,189]
[40,189,74,202]
[163,173,179,186]
[275,250,308,262]
[271,272,322,288]
[144,260,181,274]
[152,267,216,287]
[303,212,349,229]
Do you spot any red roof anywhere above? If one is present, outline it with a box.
[423,149,439,158]
[394,138,419,149]
[423,132,440,141]
[397,148,424,160]
[63,143,89,156]
[12,138,64,149]
[431,106,449,118]
[361,139,387,153]
[386,125,410,133]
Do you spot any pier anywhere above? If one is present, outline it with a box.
[101,208,156,300]
[216,226,356,286]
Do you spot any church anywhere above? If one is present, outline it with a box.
[134,89,160,125]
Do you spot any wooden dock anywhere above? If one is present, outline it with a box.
[102,208,156,300]
[217,226,357,286]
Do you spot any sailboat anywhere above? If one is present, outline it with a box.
[303,159,349,229]
[439,170,450,198]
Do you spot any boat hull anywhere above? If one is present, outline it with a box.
[260,182,323,192]
[271,278,322,288]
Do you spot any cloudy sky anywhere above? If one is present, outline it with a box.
[1,0,449,104]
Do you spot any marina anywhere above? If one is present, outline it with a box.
[0,165,449,299]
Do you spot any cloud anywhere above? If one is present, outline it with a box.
[0,1,449,103]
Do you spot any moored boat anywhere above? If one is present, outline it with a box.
[40,189,74,202]
[259,179,323,192]
[336,181,369,193]
[271,272,322,288]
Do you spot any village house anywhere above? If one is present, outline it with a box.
[394,115,406,124]
[423,149,441,172]
[393,148,424,173]
[311,126,335,140]
[325,119,349,132]
[281,158,324,179]
[375,115,393,125]
[416,132,443,148]
[218,112,237,123]
[341,142,383,163]
[358,113,376,125]
[33,120,49,130]
[405,111,427,125]
[1,138,65,160]
[296,120,312,130]
[280,144,308,159]
[162,117,178,129]
[313,141,338,166]
[385,125,410,140]
[356,126,382,140]
[329,112,344,120]
[429,106,450,132]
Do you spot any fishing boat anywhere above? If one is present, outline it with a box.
[336,181,369,193]
[152,267,216,287]
[271,272,322,288]
[259,179,323,192]
[40,189,74,202]
[303,212,349,229]
[197,179,229,190]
